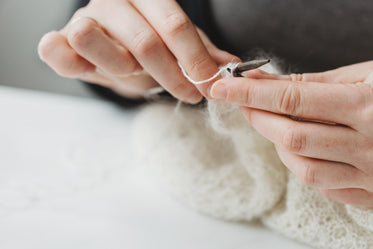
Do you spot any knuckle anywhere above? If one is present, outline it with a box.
[68,18,98,48]
[300,163,318,187]
[282,126,307,153]
[131,29,161,56]
[277,84,302,115]
[163,12,192,37]
[244,84,256,106]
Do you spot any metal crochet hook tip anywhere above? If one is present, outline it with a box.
[233,59,271,77]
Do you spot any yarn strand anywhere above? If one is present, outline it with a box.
[178,62,238,85]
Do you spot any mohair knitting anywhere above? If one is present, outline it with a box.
[131,64,373,249]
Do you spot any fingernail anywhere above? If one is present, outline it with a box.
[210,82,227,100]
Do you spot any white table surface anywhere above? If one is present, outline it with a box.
[0,86,311,249]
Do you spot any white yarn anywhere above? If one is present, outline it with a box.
[131,61,373,249]
[178,61,239,85]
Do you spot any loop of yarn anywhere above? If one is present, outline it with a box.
[178,62,239,85]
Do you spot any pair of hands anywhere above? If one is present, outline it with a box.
[39,0,373,208]
[38,0,237,101]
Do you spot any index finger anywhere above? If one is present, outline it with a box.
[210,77,367,126]
[130,0,220,97]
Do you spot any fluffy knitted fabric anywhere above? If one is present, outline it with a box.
[130,64,373,249]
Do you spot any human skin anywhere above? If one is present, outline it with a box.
[210,62,373,208]
[38,0,238,102]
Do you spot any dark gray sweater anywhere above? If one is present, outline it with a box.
[209,0,373,72]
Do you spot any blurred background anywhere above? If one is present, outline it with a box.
[0,0,95,98]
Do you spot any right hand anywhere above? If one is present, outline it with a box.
[38,0,238,102]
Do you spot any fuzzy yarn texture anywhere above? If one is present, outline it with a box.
[130,63,373,249]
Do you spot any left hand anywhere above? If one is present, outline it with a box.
[209,61,373,208]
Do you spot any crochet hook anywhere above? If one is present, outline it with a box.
[232,59,270,77]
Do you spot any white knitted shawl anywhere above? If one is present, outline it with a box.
[131,65,373,249]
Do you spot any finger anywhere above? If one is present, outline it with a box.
[247,61,373,84]
[211,77,365,126]
[38,31,95,78]
[319,188,373,208]
[67,17,142,76]
[240,107,366,165]
[301,61,373,84]
[130,0,220,96]
[276,146,364,189]
[246,70,343,84]
[102,2,202,103]
[243,69,331,83]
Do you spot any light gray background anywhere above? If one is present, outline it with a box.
[0,0,94,98]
